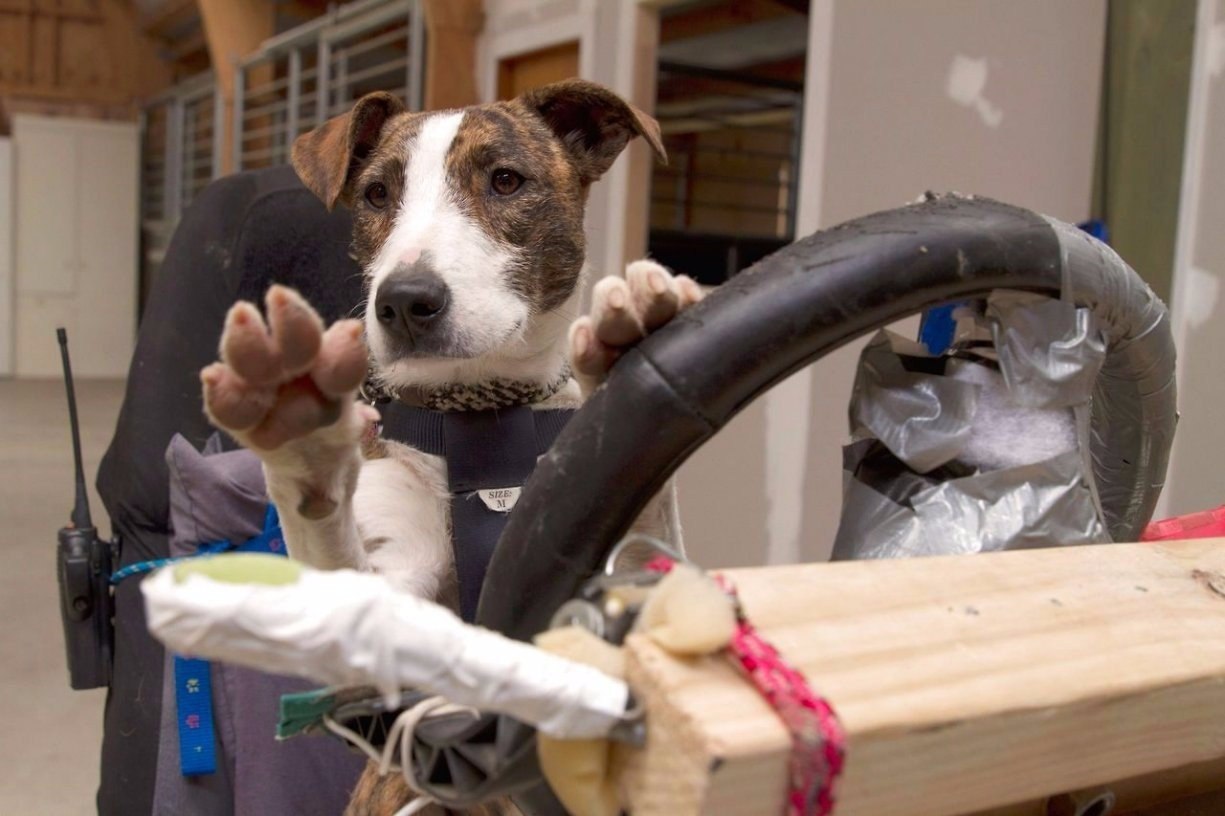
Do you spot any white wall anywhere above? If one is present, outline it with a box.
[12,115,139,378]
[0,137,12,377]
[1164,0,1225,517]
[476,0,1109,566]
[677,0,1108,568]
[816,1,1105,227]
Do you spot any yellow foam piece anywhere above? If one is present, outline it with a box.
[538,737,621,816]
[535,625,627,816]
[172,553,304,586]
[636,564,736,655]
[535,625,626,680]
[533,567,736,815]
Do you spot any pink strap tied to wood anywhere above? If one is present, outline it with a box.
[644,557,846,815]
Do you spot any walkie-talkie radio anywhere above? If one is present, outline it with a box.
[56,328,115,689]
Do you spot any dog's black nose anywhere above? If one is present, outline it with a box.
[375,271,450,339]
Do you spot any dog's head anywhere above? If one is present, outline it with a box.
[291,80,664,389]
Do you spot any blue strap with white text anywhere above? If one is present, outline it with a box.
[170,505,285,775]
[174,655,218,775]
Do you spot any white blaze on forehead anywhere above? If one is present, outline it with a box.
[371,110,464,281]
[366,109,531,383]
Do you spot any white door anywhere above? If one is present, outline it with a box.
[13,115,139,378]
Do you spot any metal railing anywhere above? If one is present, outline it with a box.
[138,0,425,300]
[232,0,424,172]
[140,72,222,292]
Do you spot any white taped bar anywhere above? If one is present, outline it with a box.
[141,557,630,740]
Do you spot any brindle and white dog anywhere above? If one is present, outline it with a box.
[200,80,702,813]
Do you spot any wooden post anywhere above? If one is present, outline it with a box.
[197,0,275,174]
[618,3,660,266]
[620,539,1225,816]
[421,0,483,111]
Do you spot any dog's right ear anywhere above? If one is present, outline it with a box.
[291,91,405,210]
[520,79,666,185]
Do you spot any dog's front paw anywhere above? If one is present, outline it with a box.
[568,260,704,395]
[201,285,376,451]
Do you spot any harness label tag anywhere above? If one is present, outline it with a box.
[478,486,521,513]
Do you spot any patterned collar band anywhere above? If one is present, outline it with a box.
[361,367,573,412]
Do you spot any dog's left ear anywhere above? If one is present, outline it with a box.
[292,91,405,210]
[520,79,666,185]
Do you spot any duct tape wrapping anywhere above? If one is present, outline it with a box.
[834,208,1179,558]
[141,560,629,740]
[1044,218,1179,542]
[833,284,1141,559]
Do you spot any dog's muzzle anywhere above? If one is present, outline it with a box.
[375,261,451,349]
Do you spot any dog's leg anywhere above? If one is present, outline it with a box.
[202,285,377,571]
[568,260,705,561]
[345,763,523,816]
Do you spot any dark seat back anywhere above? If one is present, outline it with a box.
[95,166,363,815]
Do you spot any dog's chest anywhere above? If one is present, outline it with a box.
[351,442,453,595]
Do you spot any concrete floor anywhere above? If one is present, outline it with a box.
[0,378,125,815]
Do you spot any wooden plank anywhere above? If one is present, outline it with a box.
[61,16,114,90]
[28,11,56,88]
[968,756,1225,815]
[621,539,1225,816]
[0,11,30,86]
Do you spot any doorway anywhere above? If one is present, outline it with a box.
[497,41,580,100]
[646,0,809,286]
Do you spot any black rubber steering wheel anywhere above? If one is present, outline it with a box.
[476,195,1177,642]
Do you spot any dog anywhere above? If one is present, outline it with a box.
[199,79,704,813]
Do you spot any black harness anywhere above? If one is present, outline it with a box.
[380,402,574,621]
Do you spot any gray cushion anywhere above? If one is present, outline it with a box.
[153,433,365,815]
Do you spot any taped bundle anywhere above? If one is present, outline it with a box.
[833,292,1111,558]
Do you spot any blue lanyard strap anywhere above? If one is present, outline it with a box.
[140,504,284,776]
[174,655,218,776]
[110,505,283,585]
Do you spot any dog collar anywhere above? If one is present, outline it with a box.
[380,402,575,622]
[362,368,572,411]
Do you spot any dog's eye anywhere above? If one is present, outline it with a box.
[490,168,524,196]
[364,182,388,209]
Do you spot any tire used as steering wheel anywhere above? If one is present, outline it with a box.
[476,195,1177,643]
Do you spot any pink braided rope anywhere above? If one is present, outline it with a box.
[643,558,846,814]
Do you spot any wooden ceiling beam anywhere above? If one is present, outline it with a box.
[197,0,275,172]
[141,0,198,38]
[659,0,800,43]
[765,0,809,14]
[656,56,807,103]
[166,27,207,62]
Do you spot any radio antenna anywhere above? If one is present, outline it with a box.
[57,328,93,530]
